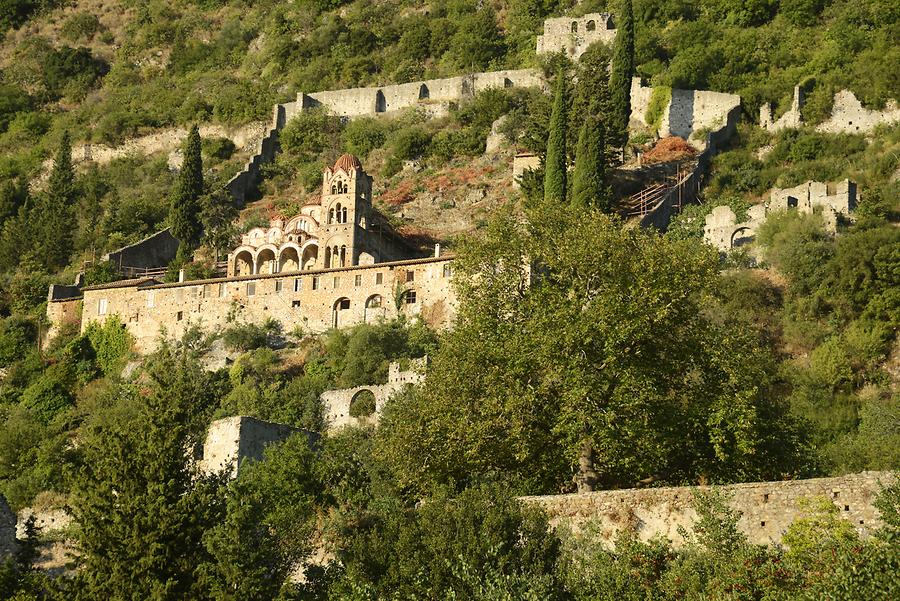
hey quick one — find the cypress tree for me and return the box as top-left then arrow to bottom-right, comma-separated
608,0 -> 635,150
543,71 -> 568,204
571,114 -> 610,212
39,131 -> 76,270
170,125 -> 204,252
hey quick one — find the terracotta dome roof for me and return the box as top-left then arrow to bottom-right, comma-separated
333,153 -> 362,173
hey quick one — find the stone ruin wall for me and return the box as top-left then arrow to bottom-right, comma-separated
760,85 -> 900,135
536,13 -> 617,59
320,357 -> 427,431
520,471 -> 895,547
199,416 -> 306,478
79,256 -> 455,354
703,179 -> 856,252
629,79 -> 742,146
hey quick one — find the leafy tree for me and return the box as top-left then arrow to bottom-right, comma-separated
169,125 -> 204,253
379,205 -> 805,495
608,0 -> 635,150
571,114 -> 610,211
543,71 -> 568,204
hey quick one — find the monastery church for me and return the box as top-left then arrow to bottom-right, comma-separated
48,155 -> 456,353
229,154 -> 411,277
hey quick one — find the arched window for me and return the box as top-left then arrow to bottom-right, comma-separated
586,20 -> 596,32
339,245 -> 346,267
571,21 -> 578,33
364,294 -> 383,323
331,185 -> 337,194
328,208 -> 335,224
418,84 -> 429,100
341,206 -> 348,223
335,203 -> 342,223
375,90 -> 386,113
324,246 -> 333,268
332,297 -> 351,328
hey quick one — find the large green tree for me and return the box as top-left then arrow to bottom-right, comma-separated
169,125 -> 204,253
543,71 -> 568,204
608,0 -> 634,150
378,205 -> 807,495
69,343 -> 225,599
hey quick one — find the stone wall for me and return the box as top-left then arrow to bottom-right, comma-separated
199,416 -> 310,478
297,69 -> 543,119
630,79 -> 742,146
16,507 -> 72,538
520,471 -> 895,546
536,13 -> 616,59
80,256 -> 455,353
703,179 -> 856,252
320,357 -> 427,431
104,228 -> 180,273
760,86 -> 900,135
44,298 -> 82,349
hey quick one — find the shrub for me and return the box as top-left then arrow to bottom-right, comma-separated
341,117 -> 388,159
61,12 -> 103,42
84,316 -> 133,376
0,316 -> 37,367
391,126 -> 430,161
222,318 -> 282,352
202,137 -> 236,160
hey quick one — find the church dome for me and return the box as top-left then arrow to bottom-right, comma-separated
333,153 -> 362,173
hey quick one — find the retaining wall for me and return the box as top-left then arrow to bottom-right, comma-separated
520,471 -> 895,546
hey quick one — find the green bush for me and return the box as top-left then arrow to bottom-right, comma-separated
0,316 -> 37,367
61,12 -> 103,42
222,318 -> 282,352
202,136 -> 236,160
84,316 -> 133,376
391,126 -> 430,161
341,117 -> 387,159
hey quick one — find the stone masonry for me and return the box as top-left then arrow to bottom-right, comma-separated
520,471 -> 896,547
704,179 -> 856,252
536,13 -> 617,59
76,254 -> 455,353
0,496 -> 16,559
760,85 -> 900,135
198,416 -> 313,478
320,357 -> 427,431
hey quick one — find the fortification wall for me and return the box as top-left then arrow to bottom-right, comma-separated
520,471 -> 895,547
761,86 -> 900,134
81,256 -> 455,353
320,357 -> 427,430
199,416 -> 306,478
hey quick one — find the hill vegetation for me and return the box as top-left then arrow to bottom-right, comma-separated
0,0 -> 898,598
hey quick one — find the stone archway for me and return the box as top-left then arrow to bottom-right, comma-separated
375,90 -> 386,113
279,246 -> 300,272
256,247 -> 277,274
332,297 -> 351,328
349,389 -> 377,419
301,242 -> 319,270
364,294 -> 384,323
234,250 -> 254,276
731,227 -> 754,248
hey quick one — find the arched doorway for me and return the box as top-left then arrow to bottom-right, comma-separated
234,250 -> 254,276
730,227 -> 754,248
418,84 -> 429,100
349,389 -> 377,420
279,246 -> 300,272
256,247 -> 277,274
301,242 -> 318,270
364,294 -> 384,323
375,90 -> 386,113
332,297 -> 351,328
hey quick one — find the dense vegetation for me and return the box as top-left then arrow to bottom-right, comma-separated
0,0 -> 898,598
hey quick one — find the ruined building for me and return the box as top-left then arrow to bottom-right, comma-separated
536,13 -> 617,59
704,180 -> 857,252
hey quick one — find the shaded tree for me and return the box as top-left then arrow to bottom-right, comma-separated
571,114 -> 610,212
608,0 -> 634,150
170,125 -> 204,255
543,71 -> 568,204
37,131 -> 76,270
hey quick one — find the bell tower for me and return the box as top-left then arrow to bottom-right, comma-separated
319,154 -> 373,269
